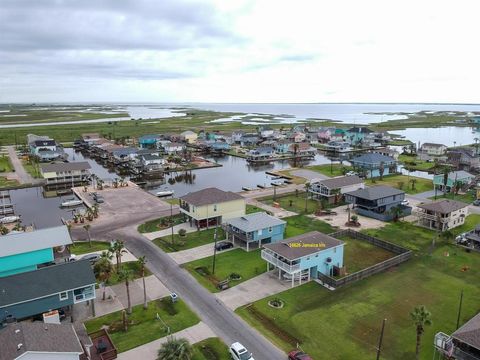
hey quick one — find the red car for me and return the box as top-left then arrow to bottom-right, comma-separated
288,350 -> 313,360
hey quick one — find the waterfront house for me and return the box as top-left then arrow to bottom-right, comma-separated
318,128 -> 332,143
0,260 -> 96,323
289,132 -> 306,143
140,154 -> 166,173
447,148 -> 480,171
0,226 -> 72,278
110,147 -> 138,164
0,322 -> 85,360
350,153 -> 397,178
209,141 -> 231,152
420,143 -> 447,156
224,212 -> 286,251
372,131 -> 392,144
288,142 -> 316,156
163,142 -> 185,155
180,130 -> 198,144
247,146 -> 275,161
231,131 -> 245,144
345,185 -> 411,221
345,127 -> 374,146
179,187 -> 245,228
27,134 -> 66,162
324,141 -> 352,152
138,134 -> 161,149
310,175 -> 364,204
260,126 -> 274,139
261,231 -> 344,287
433,170 -> 474,192
274,140 -> 293,154
371,148 -> 400,160
414,199 -> 469,231
240,134 -> 260,147
40,162 -> 91,192
434,312 -> 480,360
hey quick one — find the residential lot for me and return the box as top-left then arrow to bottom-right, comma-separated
364,174 -> 433,195
153,227 -> 225,252
259,192 -> 323,215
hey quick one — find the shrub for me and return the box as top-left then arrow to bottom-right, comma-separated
229,272 -> 242,280
178,229 -> 187,237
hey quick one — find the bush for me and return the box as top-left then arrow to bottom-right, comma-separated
178,229 -> 187,237
158,298 -> 178,316
229,272 -> 242,280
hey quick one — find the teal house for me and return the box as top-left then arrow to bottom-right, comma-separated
345,127 -> 373,146
224,212 -> 286,251
262,231 -> 345,287
139,134 -> 161,149
433,170 -> 474,192
0,226 -> 72,278
350,153 -> 397,178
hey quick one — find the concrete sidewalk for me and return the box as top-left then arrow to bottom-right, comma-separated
6,145 -> 34,184
143,222 -> 196,241
168,242 -> 235,264
116,321 -> 216,360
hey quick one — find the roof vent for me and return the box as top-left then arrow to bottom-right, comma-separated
17,344 -> 23,351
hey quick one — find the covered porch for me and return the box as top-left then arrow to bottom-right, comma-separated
261,248 -> 312,288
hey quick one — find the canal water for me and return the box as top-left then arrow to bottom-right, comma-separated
393,126 -> 479,147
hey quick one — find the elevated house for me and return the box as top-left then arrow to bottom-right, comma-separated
324,141 -> 352,153
261,231 -> 345,287
231,131 -> 245,144
317,128 -> 332,143
0,322 -> 85,360
457,225 -> 480,251
0,260 -> 96,323
345,127 -> 374,147
274,140 -> 293,154
371,148 -> 400,160
310,175 -> 364,204
224,212 -> 286,251
138,134 -> 161,149
27,134 -> 66,162
288,142 -> 316,156
40,162 -> 91,193
209,141 -> 231,152
350,153 -> 397,178
163,142 -> 185,155
414,199 -> 469,231
179,187 -> 245,229
140,154 -> 166,173
345,186 -> 411,221
420,142 -> 447,156
240,134 -> 260,147
247,147 -> 275,161
180,130 -> 198,144
74,133 -> 102,149
0,226 -> 72,277
433,170 -> 474,192
448,148 -> 480,171
289,132 -> 306,143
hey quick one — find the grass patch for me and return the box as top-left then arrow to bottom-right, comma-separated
246,204 -> 265,214
184,249 -> 266,293
21,159 -> 42,178
85,298 -> 200,353
365,174 -> 433,195
0,156 -> 13,172
192,338 -> 230,360
429,191 -> 476,204
260,192 -> 320,215
71,241 -> 111,255
275,169 -> 307,184
105,261 -> 152,286
284,214 -> 337,237
137,214 -> 184,233
0,177 -> 19,188
307,164 -> 353,177
153,227 -> 225,253
398,154 -> 435,171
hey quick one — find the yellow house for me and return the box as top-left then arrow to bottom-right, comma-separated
179,187 -> 245,229
180,130 -> 198,144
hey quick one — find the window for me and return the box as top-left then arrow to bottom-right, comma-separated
213,204 -> 217,212
334,247 -> 336,253
269,227 -> 272,232
59,292 -> 68,301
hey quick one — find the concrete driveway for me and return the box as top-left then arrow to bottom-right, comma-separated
215,271 -> 298,310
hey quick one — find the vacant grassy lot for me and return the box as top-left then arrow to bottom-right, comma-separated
365,174 -> 433,195
307,163 -> 353,177
21,159 -> 42,178
71,240 -> 110,255
137,214 -> 184,233
429,191 -> 476,204
184,249 -> 265,292
260,192 -> 320,215
284,214 -> 337,237
192,337 -> 230,360
153,227 -> 225,252
85,298 -> 200,353
0,177 -> 19,188
0,156 -> 13,172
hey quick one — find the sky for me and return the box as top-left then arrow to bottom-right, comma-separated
1,0 -> 480,103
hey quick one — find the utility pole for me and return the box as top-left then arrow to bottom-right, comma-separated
212,225 -> 218,274
376,318 -> 387,360
456,290 -> 464,329
170,203 -> 174,245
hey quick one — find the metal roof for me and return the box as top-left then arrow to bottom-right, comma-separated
345,185 -> 404,200
180,187 -> 244,206
0,226 -> 72,258
226,212 -> 286,232
312,175 -> 363,189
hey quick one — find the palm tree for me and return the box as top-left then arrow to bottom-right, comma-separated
410,305 -> 432,360
389,205 -> 404,222
118,268 -> 133,314
83,224 -> 92,247
331,188 -> 341,205
138,256 -> 148,310
94,255 -> 113,301
157,337 -> 193,360
379,161 -> 385,181
410,178 -> 417,191
304,183 -> 311,212
110,240 -> 127,271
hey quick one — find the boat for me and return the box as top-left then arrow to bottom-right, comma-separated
156,190 -> 174,197
0,216 -> 19,224
60,198 -> 83,207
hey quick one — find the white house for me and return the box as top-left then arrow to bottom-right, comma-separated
414,199 -> 469,232
420,143 -> 447,156
163,142 -> 185,155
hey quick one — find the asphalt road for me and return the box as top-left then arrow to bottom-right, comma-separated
75,223 -> 287,360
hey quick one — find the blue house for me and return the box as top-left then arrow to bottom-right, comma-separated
261,231 -> 344,287
345,127 -> 373,146
139,134 -> 161,149
345,185 -> 411,221
350,153 -> 397,178
240,134 -> 260,147
209,141 -> 231,152
275,140 -> 293,154
0,226 -> 72,278
0,260 -> 96,323
225,212 -> 286,251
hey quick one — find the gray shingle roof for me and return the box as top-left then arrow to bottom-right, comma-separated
0,226 -> 72,258
0,260 -> 95,307
351,153 -> 396,164
40,161 -> 91,173
345,185 -> 404,200
313,175 -> 363,189
447,170 -> 474,180
0,322 -> 83,360
452,312 -> 480,350
180,187 -> 244,206
226,212 -> 286,232
421,143 -> 446,148
417,199 -> 469,214
263,231 -> 344,260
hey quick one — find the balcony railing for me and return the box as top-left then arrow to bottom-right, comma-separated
413,210 -> 450,223
261,250 -> 300,273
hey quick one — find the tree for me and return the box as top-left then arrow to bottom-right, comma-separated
138,256 -> 148,310
410,305 -> 432,360
379,161 -> 385,181
94,255 -> 113,301
83,224 -> 92,247
178,229 -> 187,237
443,169 -> 449,193
157,337 -> 193,360
118,268 -> 133,314
389,205 -> 404,222
304,183 -> 311,212
331,188 -> 341,204
110,240 -> 127,271
410,178 -> 417,191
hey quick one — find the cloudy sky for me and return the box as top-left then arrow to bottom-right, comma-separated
1,0 -> 479,103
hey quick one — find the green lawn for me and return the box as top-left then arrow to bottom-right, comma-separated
192,338 -> 230,360
163,198 -> 179,205
85,298 -> 200,353
398,154 -> 435,172
71,240 -> 110,255
184,249 -> 266,293
246,204 -> 266,214
284,214 -> 337,237
307,163 -> 353,177
260,192 -> 321,215
153,227 -> 225,253
137,214 -> 184,233
236,240 -> 480,360
22,159 -> 42,178
0,156 -> 13,172
105,261 -> 152,286
365,174 -> 433,195
0,177 -> 19,188
429,191 -> 476,204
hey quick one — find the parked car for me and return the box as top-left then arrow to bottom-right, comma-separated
80,253 -> 101,264
288,350 -> 313,360
401,199 -> 409,206
93,193 -> 105,203
345,171 -> 357,176
473,199 -> 480,206
215,241 -> 234,251
229,342 -> 254,360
